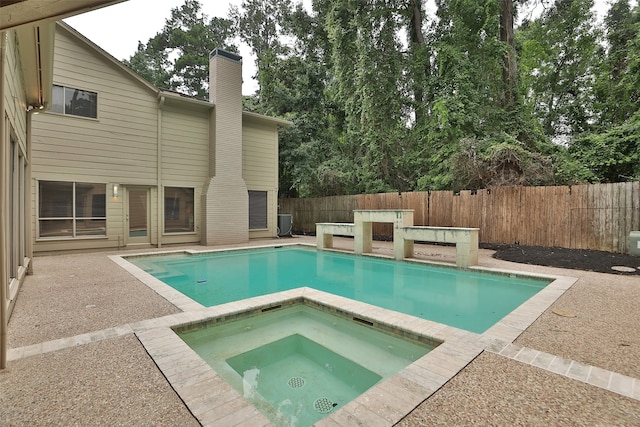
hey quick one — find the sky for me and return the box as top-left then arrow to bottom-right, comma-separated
64,0 -> 622,96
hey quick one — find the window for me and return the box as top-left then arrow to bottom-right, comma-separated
249,191 -> 267,230
50,85 -> 97,118
164,187 -> 194,233
38,181 -> 106,238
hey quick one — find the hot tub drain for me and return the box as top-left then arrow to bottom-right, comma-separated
314,397 -> 336,413
287,376 -> 305,388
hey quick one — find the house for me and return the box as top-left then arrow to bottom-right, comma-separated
31,22 -> 290,254
1,0 -> 131,369
0,0 -> 289,367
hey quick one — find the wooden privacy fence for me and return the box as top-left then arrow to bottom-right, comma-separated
278,182 -> 640,253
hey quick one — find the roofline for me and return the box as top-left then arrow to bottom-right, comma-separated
54,21 -> 295,122
243,111 -> 292,128
158,90 -> 213,108
1,0 -> 126,31
57,21 -> 159,94
58,21 -> 215,109
16,21 -> 55,107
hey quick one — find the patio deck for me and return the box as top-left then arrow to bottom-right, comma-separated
2,236 -> 639,425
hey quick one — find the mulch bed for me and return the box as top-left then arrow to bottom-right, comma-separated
488,244 -> 640,276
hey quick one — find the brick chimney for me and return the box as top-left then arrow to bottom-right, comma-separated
202,49 -> 248,245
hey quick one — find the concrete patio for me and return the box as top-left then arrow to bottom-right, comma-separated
1,236 -> 639,426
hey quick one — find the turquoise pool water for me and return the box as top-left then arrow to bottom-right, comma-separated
227,334 -> 381,424
130,246 -> 550,333
178,304 -> 433,426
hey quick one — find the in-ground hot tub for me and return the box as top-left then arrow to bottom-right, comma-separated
176,303 -> 437,426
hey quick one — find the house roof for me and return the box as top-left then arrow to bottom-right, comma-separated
2,1 -> 126,107
57,21 -> 159,94
15,21 -> 55,107
243,111 -> 292,128
57,21 -> 292,128
0,0 -> 125,30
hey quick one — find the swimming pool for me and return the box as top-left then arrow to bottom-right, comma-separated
127,245 -> 551,333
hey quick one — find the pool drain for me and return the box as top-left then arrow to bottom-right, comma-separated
287,377 -> 305,388
314,397 -> 336,413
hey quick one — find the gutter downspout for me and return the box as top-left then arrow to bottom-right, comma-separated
157,95 -> 164,248
1,30 -> 8,370
26,108 -> 38,275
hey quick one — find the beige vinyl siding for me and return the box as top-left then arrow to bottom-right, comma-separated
4,31 -> 27,150
242,120 -> 277,188
160,104 -> 209,244
32,28 -> 158,184
161,105 -> 209,182
31,27 -> 159,252
4,30 -> 30,314
242,119 -> 278,238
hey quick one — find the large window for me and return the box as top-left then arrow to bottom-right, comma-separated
50,85 -> 97,118
38,181 -> 106,238
249,190 -> 268,230
164,187 -> 194,233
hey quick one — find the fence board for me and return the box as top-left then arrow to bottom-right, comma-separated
279,182 -> 640,253
403,191 -> 428,225
429,191 -> 453,227
480,189 -> 490,243
523,186 -> 536,245
612,183 -> 621,252
632,182 -> 640,236
623,182 -> 633,252
554,186 -> 572,248
574,185 -> 591,249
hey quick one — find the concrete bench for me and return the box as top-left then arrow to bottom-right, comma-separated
317,211 -> 479,268
403,226 -> 479,268
316,223 -> 355,249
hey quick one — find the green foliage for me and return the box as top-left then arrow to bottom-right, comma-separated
124,0 -> 236,98
517,0 -> 601,139
593,0 -> 640,127
568,113 -> 640,182
124,41 -> 172,89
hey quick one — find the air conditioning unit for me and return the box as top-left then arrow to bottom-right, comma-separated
630,231 -> 640,256
277,214 -> 293,237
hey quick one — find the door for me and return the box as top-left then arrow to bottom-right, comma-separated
127,187 -> 150,245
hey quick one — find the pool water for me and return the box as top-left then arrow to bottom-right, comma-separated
130,246 -> 550,333
227,334 -> 380,426
177,304 -> 434,427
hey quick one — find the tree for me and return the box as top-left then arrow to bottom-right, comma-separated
517,0 -> 601,141
124,41 -> 172,90
568,113 -> 640,182
124,0 -> 236,98
229,0 -> 291,109
500,0 -> 518,108
593,0 -> 640,127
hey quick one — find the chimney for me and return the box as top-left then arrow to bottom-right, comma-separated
201,49 -> 249,245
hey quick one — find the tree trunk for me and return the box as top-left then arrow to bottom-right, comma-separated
408,0 -> 428,123
500,0 -> 518,108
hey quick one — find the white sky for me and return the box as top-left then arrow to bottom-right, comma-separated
65,0 -> 621,96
